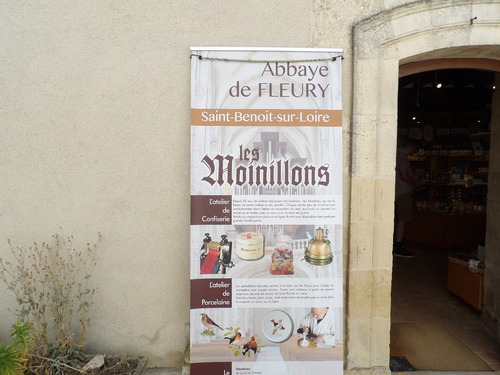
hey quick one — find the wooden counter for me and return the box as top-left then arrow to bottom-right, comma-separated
447,257 -> 484,310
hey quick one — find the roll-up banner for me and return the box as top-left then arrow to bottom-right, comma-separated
190,47 -> 343,375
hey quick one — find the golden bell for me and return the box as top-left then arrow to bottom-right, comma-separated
305,227 -> 333,266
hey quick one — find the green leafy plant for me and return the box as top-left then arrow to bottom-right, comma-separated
0,321 -> 32,375
10,321 -> 32,359
0,344 -> 23,375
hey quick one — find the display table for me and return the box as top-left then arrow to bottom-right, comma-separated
404,210 -> 486,249
447,256 -> 484,310
279,336 -> 343,361
190,336 -> 343,363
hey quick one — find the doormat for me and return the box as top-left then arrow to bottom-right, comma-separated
390,322 -> 493,371
390,356 -> 415,372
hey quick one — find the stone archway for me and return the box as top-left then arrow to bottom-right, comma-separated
348,1 -> 500,373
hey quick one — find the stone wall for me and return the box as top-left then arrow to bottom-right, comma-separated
348,1 -> 500,373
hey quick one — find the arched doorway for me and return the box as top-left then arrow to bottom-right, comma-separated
348,1 -> 500,372
390,65 -> 498,371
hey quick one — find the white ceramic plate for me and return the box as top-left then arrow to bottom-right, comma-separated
261,310 -> 294,343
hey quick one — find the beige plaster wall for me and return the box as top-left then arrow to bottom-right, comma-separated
0,1 -> 312,368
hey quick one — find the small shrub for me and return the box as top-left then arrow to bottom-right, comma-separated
0,230 -> 100,373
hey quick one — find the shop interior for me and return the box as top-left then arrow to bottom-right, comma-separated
390,68 -> 500,371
